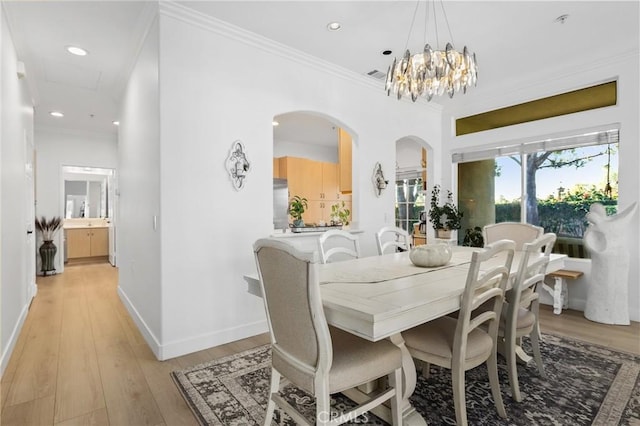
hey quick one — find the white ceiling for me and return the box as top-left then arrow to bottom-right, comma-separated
3,1 -> 638,138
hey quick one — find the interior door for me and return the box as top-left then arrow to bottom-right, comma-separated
24,130 -> 36,298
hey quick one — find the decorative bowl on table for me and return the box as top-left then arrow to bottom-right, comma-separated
409,243 -> 452,267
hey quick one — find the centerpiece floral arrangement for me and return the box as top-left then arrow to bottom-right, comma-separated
35,216 -> 63,241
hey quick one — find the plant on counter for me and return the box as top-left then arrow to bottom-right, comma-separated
35,216 -> 63,241
330,201 -> 351,226
288,195 -> 308,227
429,185 -> 463,237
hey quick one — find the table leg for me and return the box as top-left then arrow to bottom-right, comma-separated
542,277 -> 564,315
389,333 -> 427,426
342,334 -> 427,425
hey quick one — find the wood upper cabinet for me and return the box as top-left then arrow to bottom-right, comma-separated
66,227 -> 109,259
338,129 -> 352,194
275,156 -> 351,225
277,157 -> 307,198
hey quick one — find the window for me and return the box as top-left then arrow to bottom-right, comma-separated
395,177 -> 425,233
455,127 -> 619,257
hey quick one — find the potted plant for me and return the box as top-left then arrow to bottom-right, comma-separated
462,226 -> 484,247
35,216 -> 63,275
288,195 -> 308,228
428,185 -> 463,239
330,201 -> 351,227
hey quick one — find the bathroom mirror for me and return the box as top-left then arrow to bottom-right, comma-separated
62,166 -> 114,219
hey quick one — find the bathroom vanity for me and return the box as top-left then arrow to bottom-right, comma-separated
64,219 -> 110,261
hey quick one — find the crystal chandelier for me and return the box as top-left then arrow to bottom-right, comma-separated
385,1 -> 478,102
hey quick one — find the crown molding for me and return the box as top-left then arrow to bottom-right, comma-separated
112,1 -> 160,103
158,1 -> 442,113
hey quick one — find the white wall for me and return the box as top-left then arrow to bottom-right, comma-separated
34,127 -> 117,273
115,4 -> 442,360
274,140 -> 338,163
442,52 -> 640,322
0,8 -> 34,376
117,17 -> 162,358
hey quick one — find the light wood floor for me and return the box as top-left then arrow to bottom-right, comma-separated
1,263 -> 638,425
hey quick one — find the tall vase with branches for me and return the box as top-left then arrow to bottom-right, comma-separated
35,216 -> 62,275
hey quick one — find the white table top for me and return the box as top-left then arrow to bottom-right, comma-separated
319,247 -> 565,342
245,246 -> 566,342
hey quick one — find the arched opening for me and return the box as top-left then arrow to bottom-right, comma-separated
395,137 -> 433,243
272,111 -> 355,230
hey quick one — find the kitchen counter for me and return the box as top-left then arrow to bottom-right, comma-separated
269,228 -> 363,253
271,228 -> 363,238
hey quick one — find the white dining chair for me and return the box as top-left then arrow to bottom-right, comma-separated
483,222 -> 543,250
501,233 -> 556,402
318,229 -> 361,263
402,240 -> 516,426
375,226 -> 411,255
254,238 -> 403,426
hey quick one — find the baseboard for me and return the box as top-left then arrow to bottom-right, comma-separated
117,286 -> 269,361
0,298 -> 31,377
159,320 -> 269,361
117,286 -> 163,359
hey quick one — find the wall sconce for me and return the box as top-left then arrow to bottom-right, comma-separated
373,162 -> 389,197
226,140 -> 251,190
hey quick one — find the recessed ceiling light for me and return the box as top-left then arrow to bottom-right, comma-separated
50,111 -> 64,118
382,50 -> 393,56
327,22 -> 341,31
112,121 -> 120,126
272,120 -> 279,126
66,45 -> 88,56
555,14 -> 569,24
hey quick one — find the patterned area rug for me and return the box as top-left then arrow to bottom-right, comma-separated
171,334 -> 640,425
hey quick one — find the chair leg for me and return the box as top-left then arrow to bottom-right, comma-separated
487,351 -> 507,418
505,329 -> 522,403
451,365 -> 468,426
389,368 -> 403,426
264,368 -> 280,426
316,390 -> 331,426
530,327 -> 545,378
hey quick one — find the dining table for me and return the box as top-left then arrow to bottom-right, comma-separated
244,245 -> 566,425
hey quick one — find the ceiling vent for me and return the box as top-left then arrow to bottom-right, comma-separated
366,69 -> 387,80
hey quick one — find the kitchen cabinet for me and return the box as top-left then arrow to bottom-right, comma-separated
273,157 -> 281,178
307,161 -> 340,201
66,227 -> 109,259
277,156 -> 308,199
276,157 -> 352,225
338,129 -> 352,194
307,200 -> 352,224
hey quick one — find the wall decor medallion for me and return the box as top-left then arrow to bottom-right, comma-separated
372,162 -> 389,197
226,140 -> 251,190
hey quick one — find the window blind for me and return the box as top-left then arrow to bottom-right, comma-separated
452,126 -> 619,163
